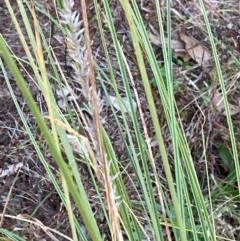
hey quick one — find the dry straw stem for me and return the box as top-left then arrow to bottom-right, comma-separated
0,214 -> 73,241
61,0 -> 123,240
0,172 -> 19,227
80,0 -> 123,239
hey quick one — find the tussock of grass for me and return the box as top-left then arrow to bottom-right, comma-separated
1,0 -> 240,240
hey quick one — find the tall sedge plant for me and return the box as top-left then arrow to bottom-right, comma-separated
97,0 -> 222,240
126,1 -> 216,240
119,0 -> 187,240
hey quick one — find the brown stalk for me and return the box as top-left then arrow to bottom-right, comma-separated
80,0 -> 123,240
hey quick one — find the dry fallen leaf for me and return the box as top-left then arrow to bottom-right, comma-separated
148,32 -> 162,45
0,88 -> 11,98
109,96 -> 137,113
0,163 -> 24,178
148,32 -> 185,55
179,32 -> 211,68
56,87 -> 79,110
182,52 -> 192,62
67,134 -> 89,156
212,90 -> 240,116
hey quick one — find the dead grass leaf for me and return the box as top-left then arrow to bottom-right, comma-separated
212,90 -> 240,115
179,32 -> 211,68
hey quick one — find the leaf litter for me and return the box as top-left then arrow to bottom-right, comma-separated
212,89 -> 240,116
149,30 -> 212,69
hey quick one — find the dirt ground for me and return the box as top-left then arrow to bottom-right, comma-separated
1,0 -> 240,240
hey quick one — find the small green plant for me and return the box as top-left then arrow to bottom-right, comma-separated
150,64 -> 183,93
